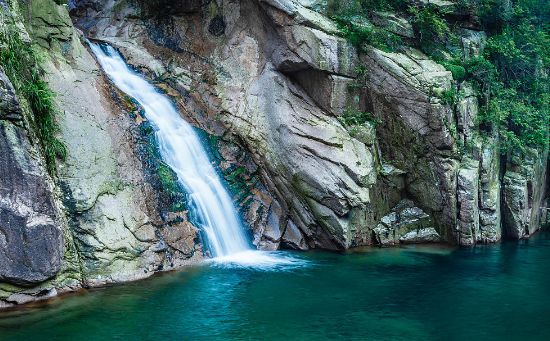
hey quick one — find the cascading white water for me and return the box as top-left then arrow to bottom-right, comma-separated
90,42 -> 306,268
89,42 -> 249,257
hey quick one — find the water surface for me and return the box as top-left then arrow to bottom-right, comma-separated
1,230 -> 550,340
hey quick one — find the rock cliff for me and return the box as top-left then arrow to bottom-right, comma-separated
0,0 -> 548,308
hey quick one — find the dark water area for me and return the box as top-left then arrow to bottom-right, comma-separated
2,230 -> 550,340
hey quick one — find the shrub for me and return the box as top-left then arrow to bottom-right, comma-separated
330,0 -> 549,153
0,9 -> 67,175
332,16 -> 403,52
0,22 -> 67,174
338,108 -> 377,127
409,5 -> 454,52
441,61 -> 467,81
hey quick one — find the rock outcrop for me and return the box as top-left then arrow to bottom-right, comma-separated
0,69 -> 64,287
45,0 -> 550,250
503,149 -> 549,239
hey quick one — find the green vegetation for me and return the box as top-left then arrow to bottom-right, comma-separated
338,107 -> 377,127
327,0 -> 549,154
441,87 -> 461,107
327,0 -> 405,52
460,0 -> 549,153
157,162 -> 186,212
0,21 -> 66,174
331,16 -> 403,52
137,119 -> 187,213
409,5 -> 455,52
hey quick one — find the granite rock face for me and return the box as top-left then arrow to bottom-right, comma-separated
67,0 -> 548,250
0,70 -> 63,287
503,149 -> 549,239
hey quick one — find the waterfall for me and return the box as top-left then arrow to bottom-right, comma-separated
89,43 -> 249,257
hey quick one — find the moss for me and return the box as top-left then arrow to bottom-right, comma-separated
157,162 -> 186,212
0,13 -> 66,175
120,93 -> 187,213
203,132 -> 258,211
440,87 -> 460,106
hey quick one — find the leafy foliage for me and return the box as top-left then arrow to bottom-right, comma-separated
462,0 -> 550,153
332,16 -> 403,52
409,5 -> 455,52
0,22 -> 66,174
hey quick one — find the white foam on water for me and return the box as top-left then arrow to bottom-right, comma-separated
210,250 -> 309,270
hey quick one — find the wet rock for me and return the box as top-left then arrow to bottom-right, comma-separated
208,15 -> 226,36
257,201 -> 286,251
281,220 -> 308,250
26,0 -> 202,287
160,221 -> 199,255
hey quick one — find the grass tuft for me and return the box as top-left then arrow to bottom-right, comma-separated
0,16 -> 66,175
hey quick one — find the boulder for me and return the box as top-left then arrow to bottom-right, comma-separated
373,200 -> 436,246
399,228 -> 441,244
